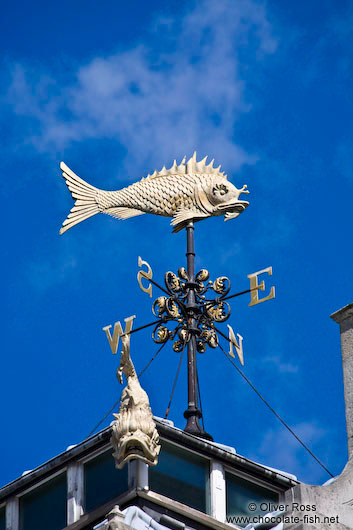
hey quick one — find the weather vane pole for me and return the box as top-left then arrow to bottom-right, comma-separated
59,152 -> 276,441
184,220 -> 208,437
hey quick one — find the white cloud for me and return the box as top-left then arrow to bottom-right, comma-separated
5,0 -> 276,174
251,421 -> 330,483
262,355 -> 299,374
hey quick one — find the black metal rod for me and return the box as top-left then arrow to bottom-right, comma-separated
124,319 -> 162,336
149,277 -> 171,296
183,221 -> 212,440
186,221 -> 195,282
185,222 -> 198,425
221,285 -> 261,302
213,324 -> 232,343
203,286 -> 262,310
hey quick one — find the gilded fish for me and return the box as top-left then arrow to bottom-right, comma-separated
59,152 -> 249,234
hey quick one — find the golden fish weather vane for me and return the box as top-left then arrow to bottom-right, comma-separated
60,152 -> 275,440
59,152 -> 249,234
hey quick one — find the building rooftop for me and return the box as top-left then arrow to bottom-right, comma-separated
0,418 -> 298,530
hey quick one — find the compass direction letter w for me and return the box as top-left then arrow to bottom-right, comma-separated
102,315 -> 136,354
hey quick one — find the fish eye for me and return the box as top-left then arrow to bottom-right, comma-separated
213,183 -> 228,196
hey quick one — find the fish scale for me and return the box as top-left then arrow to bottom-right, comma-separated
108,175 -> 195,215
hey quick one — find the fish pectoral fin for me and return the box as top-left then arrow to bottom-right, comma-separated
171,209 -> 209,232
105,207 -> 146,220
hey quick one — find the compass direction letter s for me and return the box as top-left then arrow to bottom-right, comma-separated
248,266 -> 275,307
102,315 -> 136,354
137,256 -> 153,298
227,325 -> 244,365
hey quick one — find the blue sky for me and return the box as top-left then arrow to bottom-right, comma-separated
1,0 -> 353,487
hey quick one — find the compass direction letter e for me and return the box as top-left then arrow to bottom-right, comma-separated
137,256 -> 153,298
248,266 -> 275,307
102,315 -> 136,354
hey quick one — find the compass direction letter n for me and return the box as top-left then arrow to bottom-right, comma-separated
102,315 -> 136,354
247,266 -> 275,307
227,325 -> 244,365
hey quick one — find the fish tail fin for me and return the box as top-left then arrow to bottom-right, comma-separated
59,162 -> 101,235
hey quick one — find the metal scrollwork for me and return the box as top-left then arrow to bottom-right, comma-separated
196,341 -> 206,353
173,341 -> 184,352
151,266 -> 232,353
199,329 -> 218,349
165,271 -> 181,293
206,301 -> 231,322
165,299 -> 180,318
212,276 -> 231,296
196,269 -> 209,282
178,328 -> 189,342
152,325 -> 170,344
178,267 -> 188,280
152,296 -> 167,317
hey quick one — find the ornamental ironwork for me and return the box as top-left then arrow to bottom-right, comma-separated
151,268 -> 232,353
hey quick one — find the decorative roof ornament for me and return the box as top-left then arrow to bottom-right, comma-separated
59,152 -> 249,234
111,334 -> 160,469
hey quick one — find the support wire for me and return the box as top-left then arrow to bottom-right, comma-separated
196,370 -> 205,430
217,341 -> 334,478
164,341 -> 186,419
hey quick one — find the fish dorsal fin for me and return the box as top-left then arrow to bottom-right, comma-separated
144,152 -> 227,180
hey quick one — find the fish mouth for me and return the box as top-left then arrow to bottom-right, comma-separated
219,199 -> 249,213
220,200 -> 249,221
114,433 -> 159,468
